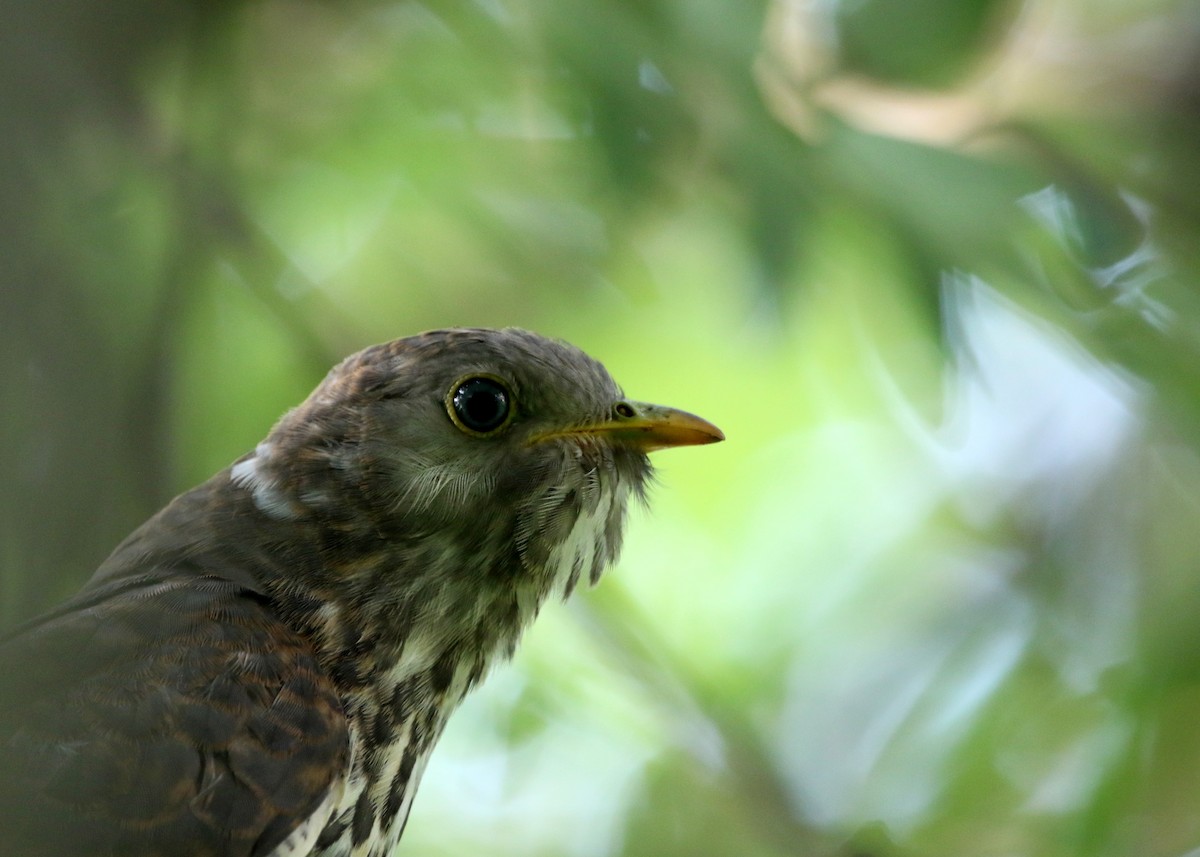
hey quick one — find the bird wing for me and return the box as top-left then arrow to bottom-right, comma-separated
0,571 -> 349,857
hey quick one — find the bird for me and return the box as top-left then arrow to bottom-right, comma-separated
0,327 -> 723,857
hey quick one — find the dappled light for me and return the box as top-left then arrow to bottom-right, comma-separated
3,0 -> 1200,855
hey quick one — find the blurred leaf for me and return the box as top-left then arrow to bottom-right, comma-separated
7,1 -> 1200,856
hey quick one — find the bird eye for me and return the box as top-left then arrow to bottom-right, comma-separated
448,376 -> 513,434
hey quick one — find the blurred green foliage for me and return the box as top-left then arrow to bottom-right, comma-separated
4,0 -> 1200,855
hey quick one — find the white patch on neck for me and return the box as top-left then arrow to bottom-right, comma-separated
230,442 -> 302,520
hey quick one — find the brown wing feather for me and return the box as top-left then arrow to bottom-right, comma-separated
0,573 -> 348,857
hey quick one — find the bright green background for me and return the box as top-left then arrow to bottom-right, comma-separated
4,1 -> 1200,855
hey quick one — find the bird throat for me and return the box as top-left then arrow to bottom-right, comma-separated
221,443 -> 634,856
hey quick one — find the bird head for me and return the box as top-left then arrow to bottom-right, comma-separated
232,328 -> 722,642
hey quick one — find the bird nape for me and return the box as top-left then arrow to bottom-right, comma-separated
0,328 -> 723,857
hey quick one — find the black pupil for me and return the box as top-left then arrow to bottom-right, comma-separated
453,378 -> 510,432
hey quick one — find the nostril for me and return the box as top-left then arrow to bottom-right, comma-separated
614,401 -> 636,419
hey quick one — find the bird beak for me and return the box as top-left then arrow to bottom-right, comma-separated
536,401 -> 725,453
